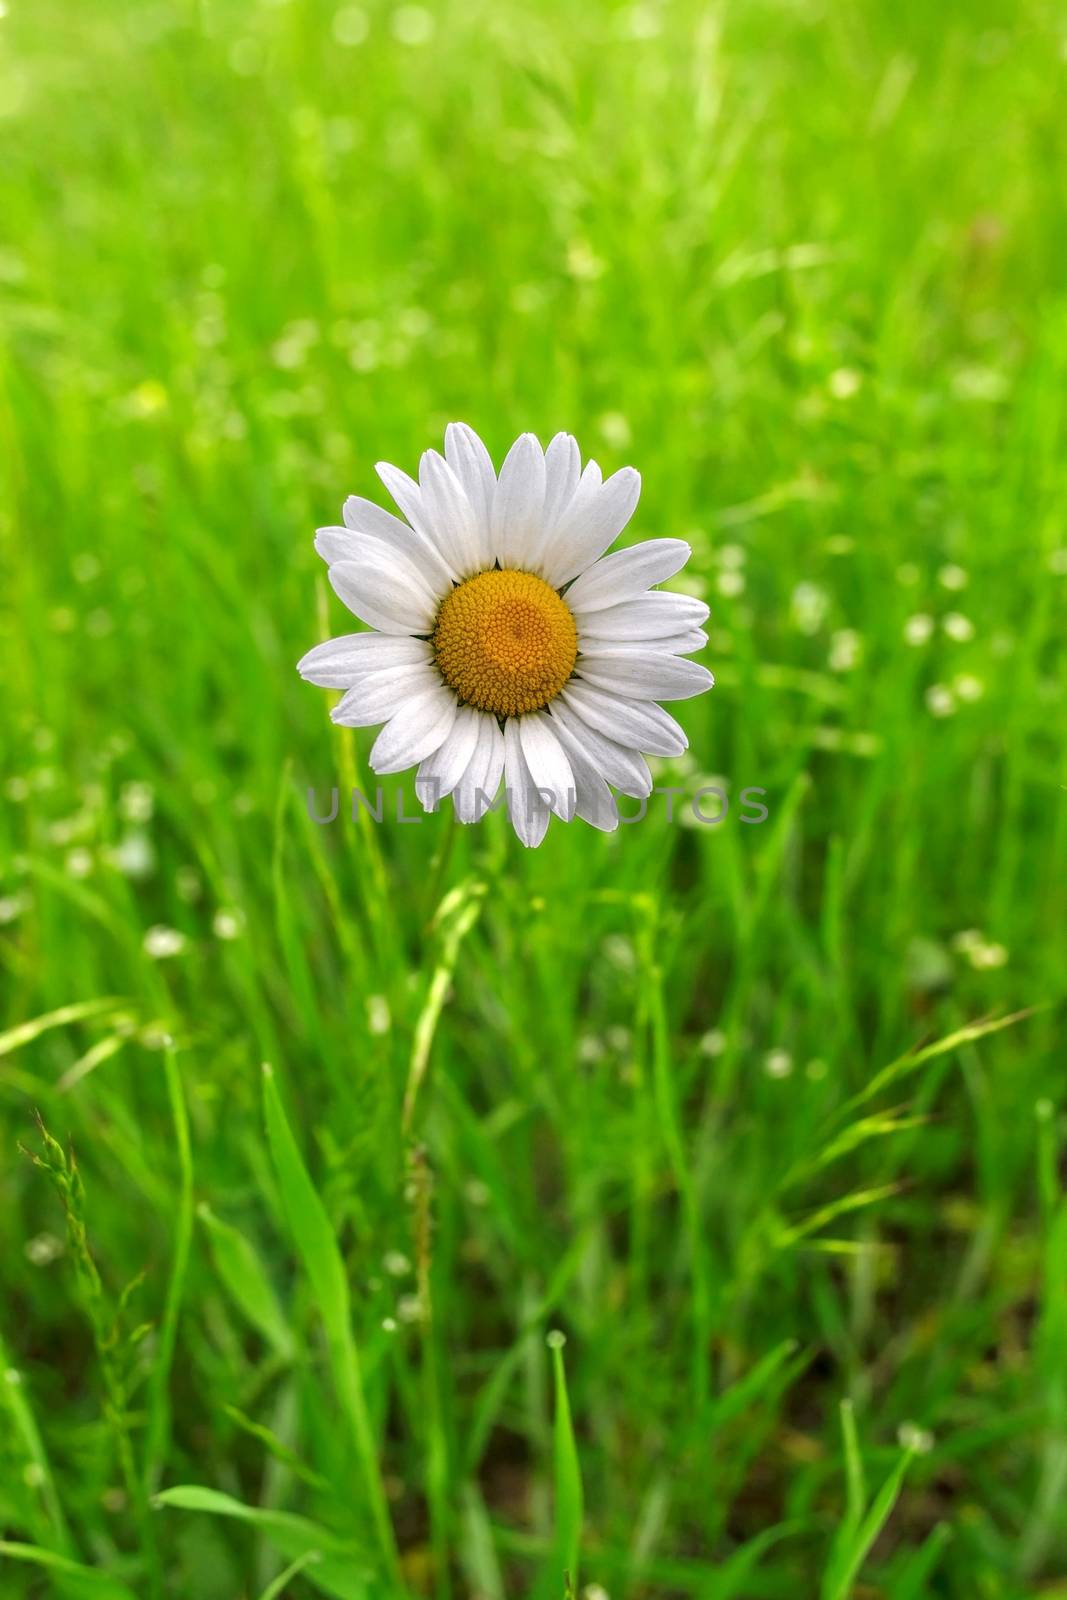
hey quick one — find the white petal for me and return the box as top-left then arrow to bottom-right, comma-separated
548,718 -> 619,832
415,705 -> 482,810
503,719 -> 550,847
491,433 -> 546,569
564,538 -> 691,613
576,593 -> 709,641
658,629 -> 708,655
518,712 -> 575,820
559,683 -> 688,756
542,433 -> 581,528
547,699 -> 652,797
576,650 -> 714,701
297,632 -> 431,687
314,525 -> 360,565
453,715 -> 505,823
444,424 -> 496,559
329,553 -> 438,635
368,687 -> 457,774
330,664 -> 440,727
582,627 -> 708,657
315,522 -> 454,599
376,459 -> 463,578
539,465 -> 641,588
342,496 -> 455,591
419,450 -> 489,577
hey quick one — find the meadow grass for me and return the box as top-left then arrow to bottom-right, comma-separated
1,0 -> 1066,1594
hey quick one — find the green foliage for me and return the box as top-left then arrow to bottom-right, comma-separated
2,0 -> 1066,1594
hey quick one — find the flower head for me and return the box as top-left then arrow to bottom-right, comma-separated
298,424 -> 713,845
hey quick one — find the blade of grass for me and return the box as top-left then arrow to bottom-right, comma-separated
0,1540 -> 139,1600
198,1203 -> 295,1361
143,1045 -> 194,1495
261,1063 -> 399,1582
821,1445 -> 915,1600
547,1330 -> 582,1598
154,1486 -> 371,1600
257,1550 -> 325,1600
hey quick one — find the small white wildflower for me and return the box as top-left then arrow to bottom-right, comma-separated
603,935 -> 635,972
332,5 -> 368,45
953,673 -> 985,703
606,1025 -> 631,1052
109,833 -> 155,879
791,582 -> 829,635
5,776 -> 29,802
24,1232 -> 63,1266
0,892 -> 29,925
699,1028 -> 726,1057
675,576 -> 712,611
384,1251 -> 411,1279
396,1293 -> 424,1323
583,1586 -> 612,1600
391,4 -> 434,43
73,553 -> 101,584
897,1421 -> 934,1454
717,543 -> 747,570
716,569 -> 746,598
617,2 -> 661,38
951,928 -> 984,954
465,1178 -> 491,1206
953,365 -> 1008,402
904,613 -> 935,646
943,612 -> 975,642
366,993 -> 391,1034
65,848 -> 93,879
938,563 -> 968,591
829,629 -> 862,672
578,1034 -> 606,1063
120,781 -> 154,823
212,907 -> 244,941
764,1049 -> 794,1079
143,925 -> 187,959
597,411 -> 632,450
49,813 -> 91,846
828,367 -> 862,399
381,1316 -> 398,1332
970,941 -> 1008,970
925,684 -> 956,718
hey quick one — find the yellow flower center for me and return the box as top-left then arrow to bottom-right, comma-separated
432,568 -> 578,717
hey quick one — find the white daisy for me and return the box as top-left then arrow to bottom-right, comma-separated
298,424 -> 714,846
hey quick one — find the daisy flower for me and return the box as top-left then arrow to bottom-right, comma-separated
298,424 -> 713,846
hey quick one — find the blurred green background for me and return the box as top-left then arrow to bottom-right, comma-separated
2,0 -> 1066,1595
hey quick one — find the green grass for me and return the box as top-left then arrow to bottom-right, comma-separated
2,0 -> 1066,1594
